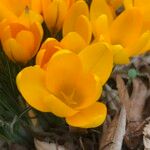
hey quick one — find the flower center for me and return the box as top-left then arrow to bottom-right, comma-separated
57,85 -> 83,108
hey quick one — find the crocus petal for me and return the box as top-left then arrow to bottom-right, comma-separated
42,0 -> 68,33
2,39 -> 15,61
55,0 -> 68,32
30,22 -> 43,55
20,10 -> 43,26
111,44 -> 130,64
9,22 -> 27,38
4,38 -> 32,63
74,73 -> 102,110
66,102 -> 107,128
61,32 -> 86,53
110,8 -> 143,48
92,14 -> 110,41
16,66 -> 77,116
1,24 -> 12,43
46,50 -> 83,94
79,42 -> 113,85
63,0 -> 89,37
37,38 -> 61,67
75,15 -> 92,44
131,31 -> 150,55
0,0 -> 30,16
0,1 -> 19,20
16,30 -> 34,55
90,0 -> 113,23
42,0 -> 58,32
36,49 -> 46,66
123,0 -> 133,9
31,0 -> 42,14
134,0 -> 150,30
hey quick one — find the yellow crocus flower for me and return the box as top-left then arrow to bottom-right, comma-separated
41,0 -> 75,34
62,0 -> 93,48
17,42 -> 113,128
90,0 -> 150,64
0,10 -> 43,63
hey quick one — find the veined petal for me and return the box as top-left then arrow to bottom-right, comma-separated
61,32 -> 86,53
63,0 -> 89,37
90,0 -> 113,23
111,44 -> 130,64
79,42 -> 113,85
110,8 -> 143,48
75,15 -> 92,44
16,66 -> 77,116
66,102 -> 107,128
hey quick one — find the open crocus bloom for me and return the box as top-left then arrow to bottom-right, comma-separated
41,0 -> 75,34
90,0 -> 150,64
0,9 -> 43,63
17,42 -> 113,128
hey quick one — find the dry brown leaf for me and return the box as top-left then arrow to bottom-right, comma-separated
116,75 -> 148,149
99,106 -> 126,150
143,122 -> 150,150
34,139 -> 66,150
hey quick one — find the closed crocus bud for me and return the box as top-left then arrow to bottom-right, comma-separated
63,0 -> 91,44
41,0 -> 74,34
17,42 -> 113,128
0,9 -> 43,63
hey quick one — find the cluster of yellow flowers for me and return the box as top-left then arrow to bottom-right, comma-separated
0,0 -> 149,128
